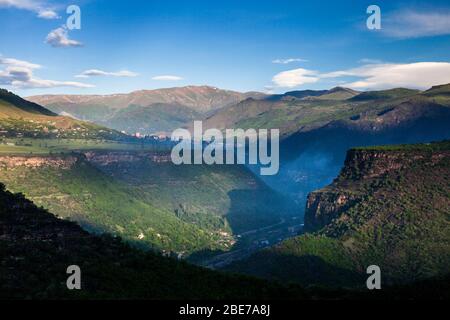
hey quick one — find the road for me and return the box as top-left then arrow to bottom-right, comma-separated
201,217 -> 303,269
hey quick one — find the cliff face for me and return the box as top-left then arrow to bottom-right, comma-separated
305,144 -> 450,233
83,151 -> 172,165
0,152 -> 171,171
338,149 -> 418,180
305,191 -> 359,232
304,142 -> 450,281
0,155 -> 78,169
228,141 -> 450,287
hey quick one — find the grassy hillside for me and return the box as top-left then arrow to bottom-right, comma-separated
0,155 -> 216,254
0,147 -> 292,256
203,84 -> 450,138
0,183 -> 307,299
348,88 -> 420,102
307,87 -> 359,101
0,89 -> 126,140
86,151 -> 291,233
0,138 -> 171,155
104,103 -> 201,134
226,140 -> 450,287
0,88 -> 56,116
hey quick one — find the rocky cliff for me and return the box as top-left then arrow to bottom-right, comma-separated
83,151 -> 172,165
305,142 -> 450,233
0,155 -> 78,169
227,140 -> 450,287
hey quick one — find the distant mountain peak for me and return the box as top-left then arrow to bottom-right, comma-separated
327,86 -> 358,94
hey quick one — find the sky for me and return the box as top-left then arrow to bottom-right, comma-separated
1,0 -> 450,96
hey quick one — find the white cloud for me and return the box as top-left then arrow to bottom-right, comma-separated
272,58 -> 308,64
358,58 -> 383,64
37,8 -> 57,19
271,62 -> 450,90
272,68 -> 319,88
0,0 -> 59,19
45,26 -> 82,48
382,10 -> 450,39
0,56 -> 41,69
15,78 -> 94,88
152,75 -> 183,81
321,62 -> 450,90
76,69 -> 139,78
0,56 -> 93,89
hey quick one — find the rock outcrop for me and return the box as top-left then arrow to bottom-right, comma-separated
83,151 -> 172,165
0,155 -> 78,169
305,142 -> 450,233
228,141 -> 450,287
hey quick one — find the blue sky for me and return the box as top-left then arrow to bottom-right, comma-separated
1,0 -> 450,96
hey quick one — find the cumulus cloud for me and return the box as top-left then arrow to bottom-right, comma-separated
382,10 -> 450,39
272,58 -> 308,64
0,0 -> 59,19
76,69 -> 139,78
45,26 -> 82,48
152,75 -> 183,81
0,55 -> 93,89
271,68 -> 319,88
271,62 -> 450,90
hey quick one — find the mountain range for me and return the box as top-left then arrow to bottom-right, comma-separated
28,84 -> 450,144
1,85 -> 450,298
27,86 -> 266,135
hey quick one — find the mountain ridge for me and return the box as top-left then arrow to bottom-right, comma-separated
0,89 -> 125,140
27,85 -> 267,135
27,85 -> 267,113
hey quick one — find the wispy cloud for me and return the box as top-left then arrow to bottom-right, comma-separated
0,56 -> 93,89
0,57 -> 41,69
272,62 -> 450,90
272,58 -> 308,64
382,9 -> 450,39
358,58 -> 383,64
45,26 -> 82,48
152,75 -> 183,81
271,68 -> 319,88
76,69 -> 139,78
0,0 -> 59,19
322,62 -> 450,90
